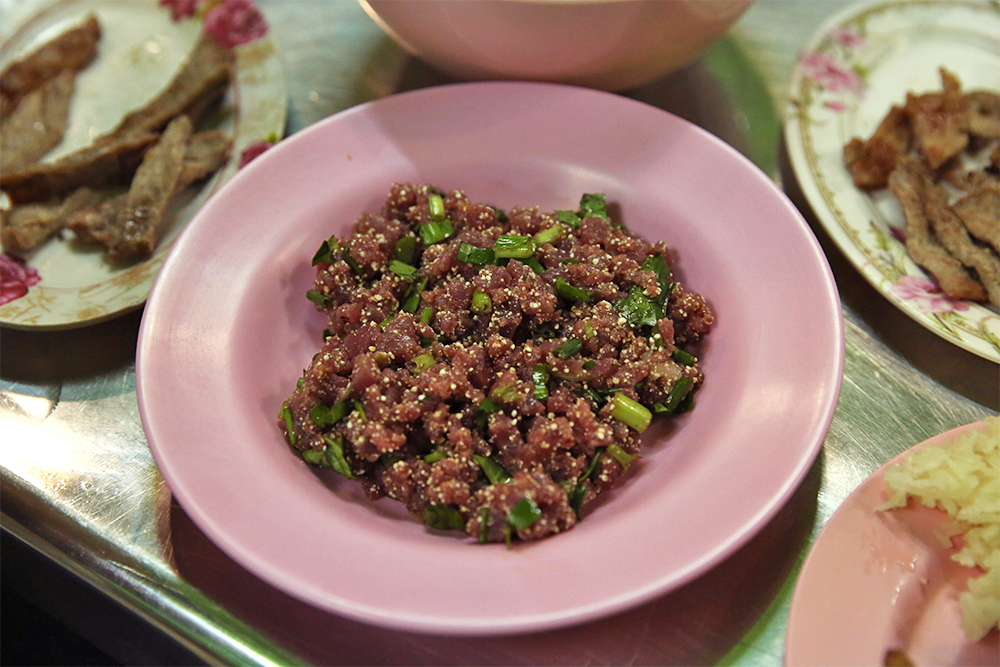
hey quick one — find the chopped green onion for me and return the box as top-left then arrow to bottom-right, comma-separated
554,337 -> 582,358
579,193 -> 608,220
422,504 -> 464,531
428,192 -> 446,221
473,454 -> 512,484
389,259 -> 418,279
342,247 -> 362,275
568,449 -> 605,517
494,235 -> 537,259
424,449 -> 446,464
279,403 -> 297,445
534,225 -> 564,245
671,349 -> 698,366
309,400 -> 349,427
302,435 -> 352,478
641,252 -> 674,305
412,352 -> 436,373
607,443 -> 640,471
554,210 -> 581,229
656,376 -> 693,414
379,315 -> 394,330
554,277 -> 593,303
395,235 -> 417,264
419,306 -> 434,325
519,256 -> 545,275
507,497 -> 541,531
401,276 -> 428,312
478,506 -> 491,544
474,398 -> 502,431
616,285 -> 662,329
312,236 -> 339,265
471,288 -> 493,314
492,383 -> 523,404
457,242 -> 495,265
306,289 -> 331,308
561,258 -> 582,265
352,399 -> 367,423
609,392 -> 652,433
531,364 -> 550,401
419,219 -> 454,245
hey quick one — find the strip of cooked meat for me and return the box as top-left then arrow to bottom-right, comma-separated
923,176 -> 1000,306
844,105 -> 912,189
105,115 -> 192,261
905,69 -> 969,170
888,157 -> 988,301
66,129 -> 232,247
0,14 -> 100,119
0,187 -> 100,253
111,33 -> 234,136
951,177 -> 1000,253
0,131 -> 158,203
0,70 -> 76,172
965,90 -> 1000,140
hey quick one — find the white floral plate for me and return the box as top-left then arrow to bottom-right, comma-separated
0,0 -> 286,330
783,0 -> 1000,363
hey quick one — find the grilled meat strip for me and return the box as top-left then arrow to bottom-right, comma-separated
906,68 -> 969,170
951,176 -> 1000,254
844,105 -> 912,190
889,157 -> 988,302
0,69 -> 76,172
0,187 -> 100,253
0,14 -> 100,119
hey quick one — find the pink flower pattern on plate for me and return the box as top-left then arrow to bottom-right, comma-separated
799,52 -> 863,96
204,0 -> 269,49
1,253 -> 41,306
885,275 -> 970,314
159,0 -> 200,21
238,139 -> 274,168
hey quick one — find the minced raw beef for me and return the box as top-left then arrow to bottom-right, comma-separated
279,183 -> 713,544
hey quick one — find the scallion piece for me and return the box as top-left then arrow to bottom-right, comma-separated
306,289 -> 331,308
641,252 -> 674,306
471,288 -> 493,314
494,234 -> 537,259
401,277 -> 428,312
554,277 -> 593,303
419,219 -> 454,245
607,443 -> 640,471
492,383 -> 523,404
422,504 -> 464,531
309,400 -> 349,427
352,399 -> 367,423
578,193 -> 608,220
473,454 -> 512,484
424,449 -> 446,464
457,242 -> 495,265
568,449 -> 605,517
412,352 -> 435,373
477,506 -> 491,544
519,256 -> 545,275
395,235 -> 417,264
507,497 -> 541,531
555,210 -> 581,229
609,392 -> 652,433
474,398 -> 502,431
428,192 -> 446,221
531,364 -> 550,401
302,435 -> 352,478
312,236 -> 339,265
342,247 -> 362,275
419,306 -> 434,325
671,349 -> 697,366
554,337 -> 582,358
389,260 -> 418,279
657,376 -> 693,414
534,225 -> 564,245
279,403 -> 297,445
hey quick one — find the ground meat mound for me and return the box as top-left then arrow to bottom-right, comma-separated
279,184 -> 713,544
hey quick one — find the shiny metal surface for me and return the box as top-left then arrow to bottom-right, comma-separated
1,1 -> 997,665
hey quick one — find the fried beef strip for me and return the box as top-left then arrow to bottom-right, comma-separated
0,14 -> 100,119
905,68 -> 969,170
0,69 -> 76,172
965,90 -> 1000,140
0,31 -> 233,204
66,129 -> 232,249
951,176 -> 1000,253
889,157 -> 988,302
0,187 -> 100,253
844,105 -> 912,189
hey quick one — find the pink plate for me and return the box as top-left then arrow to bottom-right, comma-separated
137,81 -> 843,635
786,421 -> 999,666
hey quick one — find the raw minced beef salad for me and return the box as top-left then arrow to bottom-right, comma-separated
278,183 -> 713,544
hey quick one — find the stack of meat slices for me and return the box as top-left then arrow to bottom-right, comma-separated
0,14 -> 234,263
844,68 -> 999,307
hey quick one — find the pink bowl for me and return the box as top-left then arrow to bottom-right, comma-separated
359,0 -> 755,91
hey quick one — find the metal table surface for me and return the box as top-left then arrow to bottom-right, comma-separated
1,1 -> 997,665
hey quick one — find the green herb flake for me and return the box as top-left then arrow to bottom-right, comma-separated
507,497 -> 541,532
578,193 -> 608,220
457,242 -> 495,265
554,210 -> 581,229
389,259 -> 418,279
279,403 -> 297,445
641,253 -> 674,305
471,288 -> 493,314
302,435 -> 352,478
671,349 -> 698,366
422,504 -> 465,531
554,277 -> 593,303
531,364 -> 550,401
616,285 -> 663,329
554,337 -> 583,358
607,443 -> 640,471
311,236 -> 339,265
473,454 -> 512,484
419,219 -> 454,245
395,235 -> 417,264
306,289 -> 331,308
